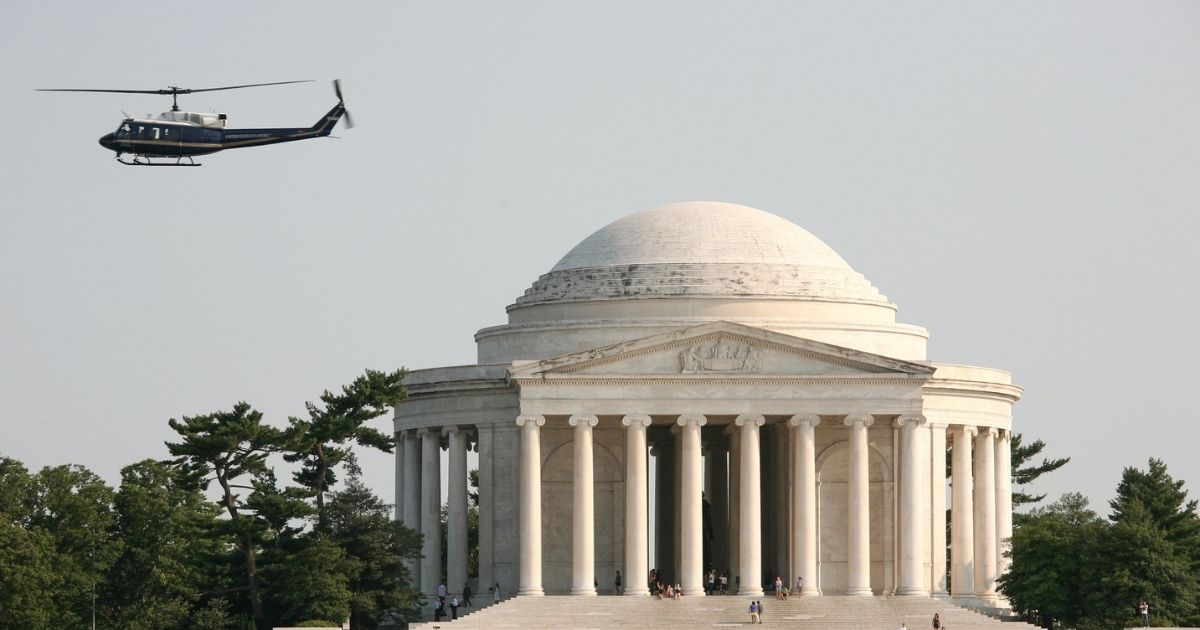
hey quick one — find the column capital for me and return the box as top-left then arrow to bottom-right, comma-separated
416,426 -> 438,437
442,424 -> 464,437
516,414 -> 545,428
927,421 -> 949,430
734,414 -> 765,428
978,426 -> 999,439
893,414 -> 927,429
788,414 -> 821,428
568,414 -> 599,428
996,428 -> 1012,441
621,413 -> 652,428
843,414 -> 875,428
955,424 -> 978,438
677,414 -> 708,428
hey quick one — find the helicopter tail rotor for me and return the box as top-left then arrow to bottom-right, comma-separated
333,79 -> 355,129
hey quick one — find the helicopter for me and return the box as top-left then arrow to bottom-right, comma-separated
37,79 -> 354,166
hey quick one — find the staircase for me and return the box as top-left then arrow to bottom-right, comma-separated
410,595 -> 1040,630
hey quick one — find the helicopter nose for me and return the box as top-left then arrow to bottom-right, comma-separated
98,133 -> 115,151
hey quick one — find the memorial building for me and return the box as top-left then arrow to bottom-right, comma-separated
393,201 -> 1019,606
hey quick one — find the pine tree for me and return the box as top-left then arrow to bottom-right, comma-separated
1011,433 -> 1070,508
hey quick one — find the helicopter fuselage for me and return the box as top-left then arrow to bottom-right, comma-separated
98,101 -> 345,161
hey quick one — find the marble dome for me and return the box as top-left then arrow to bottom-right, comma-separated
515,201 -> 891,308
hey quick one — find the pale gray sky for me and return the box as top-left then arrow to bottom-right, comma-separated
2,1 -> 1197,515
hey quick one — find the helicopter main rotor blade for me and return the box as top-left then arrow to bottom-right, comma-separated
36,80 -> 312,95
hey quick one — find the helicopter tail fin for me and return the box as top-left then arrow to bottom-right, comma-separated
310,102 -> 346,136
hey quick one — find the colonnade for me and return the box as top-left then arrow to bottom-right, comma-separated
394,415 -> 1013,606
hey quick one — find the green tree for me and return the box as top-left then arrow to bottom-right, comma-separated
326,470 -> 422,628
284,369 -> 406,534
1084,499 -> 1198,628
999,492 -> 1102,629
101,459 -> 228,630
1010,433 -> 1071,508
25,464 -> 119,628
265,538 -> 352,626
166,402 -> 292,627
0,517 -> 60,629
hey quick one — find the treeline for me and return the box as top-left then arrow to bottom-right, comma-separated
1000,458 -> 1200,629
0,369 -> 422,630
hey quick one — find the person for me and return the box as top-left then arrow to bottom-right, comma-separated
775,576 -> 783,599
450,595 -> 459,620
757,600 -> 765,623
719,572 -> 728,595
493,582 -> 501,603
795,576 -> 803,595
1140,600 -> 1149,627
900,624 -> 908,630
781,582 -> 790,600
438,583 -> 447,599
749,600 -> 759,624
614,569 -> 622,595
674,583 -> 683,599
463,582 -> 473,607
932,613 -> 941,630
433,597 -> 443,622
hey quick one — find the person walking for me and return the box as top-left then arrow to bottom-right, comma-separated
757,600 -> 765,623
749,600 -> 759,624
614,570 -> 623,595
463,582 -> 473,607
795,575 -> 803,595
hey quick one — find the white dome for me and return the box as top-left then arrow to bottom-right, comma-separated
516,202 -> 889,307
552,201 -> 855,271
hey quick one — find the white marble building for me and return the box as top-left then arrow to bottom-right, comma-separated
394,202 -> 1019,606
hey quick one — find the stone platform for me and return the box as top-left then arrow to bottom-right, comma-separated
410,595 -> 1040,630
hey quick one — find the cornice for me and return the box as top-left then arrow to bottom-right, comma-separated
513,374 -> 927,387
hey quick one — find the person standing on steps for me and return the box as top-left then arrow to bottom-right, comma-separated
774,576 -> 783,599
749,600 -> 759,624
614,570 -> 622,595
795,575 -> 803,595
493,582 -> 502,604
462,582 -> 472,607
450,595 -> 459,620
757,600 -> 765,624
932,612 -> 940,630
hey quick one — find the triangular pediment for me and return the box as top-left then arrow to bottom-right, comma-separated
507,321 -> 934,380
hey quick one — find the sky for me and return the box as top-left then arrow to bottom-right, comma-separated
2,1 -> 1198,517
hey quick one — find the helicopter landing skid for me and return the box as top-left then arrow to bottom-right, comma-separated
116,155 -> 201,167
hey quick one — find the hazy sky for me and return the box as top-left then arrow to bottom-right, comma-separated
2,1 -> 1197,516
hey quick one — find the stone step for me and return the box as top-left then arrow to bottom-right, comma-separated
411,596 -> 1039,630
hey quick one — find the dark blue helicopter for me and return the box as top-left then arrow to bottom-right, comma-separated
38,80 -> 354,166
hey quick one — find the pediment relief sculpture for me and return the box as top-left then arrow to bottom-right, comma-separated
679,339 -> 762,373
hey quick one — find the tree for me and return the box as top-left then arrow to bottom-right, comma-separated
0,518 -> 60,629
999,492 -> 1102,629
265,538 -> 352,626
1010,433 -> 1071,508
166,402 -> 294,627
326,470 -> 423,629
25,464 -> 119,628
284,369 -> 406,534
101,459 -> 228,630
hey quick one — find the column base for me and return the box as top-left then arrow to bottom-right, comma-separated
623,589 -> 649,597
895,586 -> 930,596
845,587 -> 873,596
517,588 -> 545,597
799,586 -> 820,596
570,588 -> 598,596
739,587 -> 764,596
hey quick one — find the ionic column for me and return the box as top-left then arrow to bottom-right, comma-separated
929,423 -> 949,596
517,415 -> 546,596
477,423 -> 496,597
995,430 -> 1013,588
735,414 -> 765,596
895,415 -> 928,595
844,414 -> 874,596
395,431 -> 405,524
623,414 -> 652,596
419,428 -> 442,599
788,414 -> 821,596
402,431 -> 421,529
569,414 -> 599,596
446,426 -> 469,601
950,425 -> 977,602
677,414 -> 707,596
974,428 -> 998,603
726,425 -> 741,589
